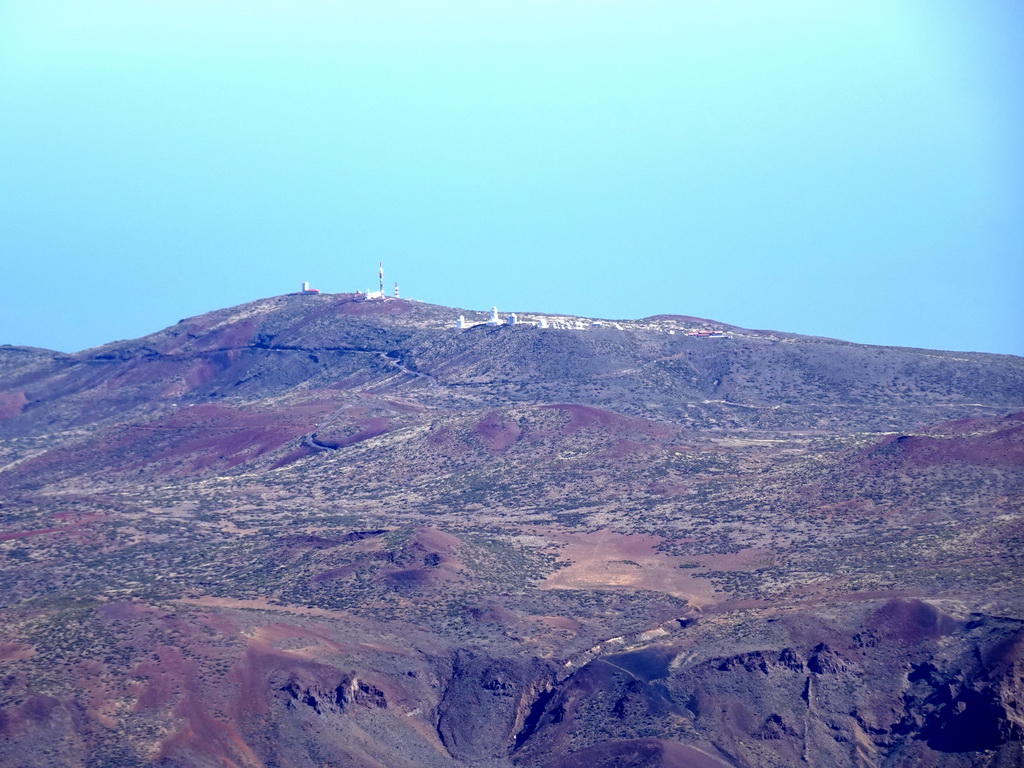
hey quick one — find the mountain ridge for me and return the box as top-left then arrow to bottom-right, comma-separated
3,294 -> 1022,439
8,291 -> 1021,357
0,293 -> 1022,767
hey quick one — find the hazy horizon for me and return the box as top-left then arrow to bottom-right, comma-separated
2,1 -> 1021,356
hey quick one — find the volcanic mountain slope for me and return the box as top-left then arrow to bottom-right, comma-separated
1,292 -> 1023,767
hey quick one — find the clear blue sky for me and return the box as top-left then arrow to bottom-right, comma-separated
1,1 -> 1021,355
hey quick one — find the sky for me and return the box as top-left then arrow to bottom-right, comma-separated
1,0 -> 1022,355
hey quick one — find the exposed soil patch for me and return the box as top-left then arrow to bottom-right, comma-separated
541,531 -> 721,607
0,390 -> 27,420
313,415 -> 391,449
541,404 -> 672,438
862,421 -> 1024,470
336,297 -> 414,316
0,642 -> 34,661
475,411 -> 523,452
867,599 -> 962,643
0,527 -> 61,541
171,597 -> 359,621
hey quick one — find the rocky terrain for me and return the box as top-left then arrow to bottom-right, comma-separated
1,292 -> 1022,767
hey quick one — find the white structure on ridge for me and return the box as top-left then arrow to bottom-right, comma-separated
451,308 -> 556,329
301,282 -> 321,295
365,262 -> 387,299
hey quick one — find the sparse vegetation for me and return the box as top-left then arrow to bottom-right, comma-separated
0,294 -> 1021,766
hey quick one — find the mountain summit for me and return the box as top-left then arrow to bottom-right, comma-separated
1,293 -> 1022,767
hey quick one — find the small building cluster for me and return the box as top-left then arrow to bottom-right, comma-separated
298,262 -> 404,301
453,308 -> 557,330
456,307 -> 535,329
296,267 -> 731,339
450,308 -> 732,337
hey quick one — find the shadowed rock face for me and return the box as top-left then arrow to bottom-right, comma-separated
0,295 -> 1022,767
505,603 -> 1024,768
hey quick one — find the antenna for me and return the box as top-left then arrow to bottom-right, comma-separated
379,261 -> 384,297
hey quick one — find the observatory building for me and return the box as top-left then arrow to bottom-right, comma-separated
453,308 -> 549,329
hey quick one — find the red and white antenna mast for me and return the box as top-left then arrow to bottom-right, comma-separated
379,261 -> 384,297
